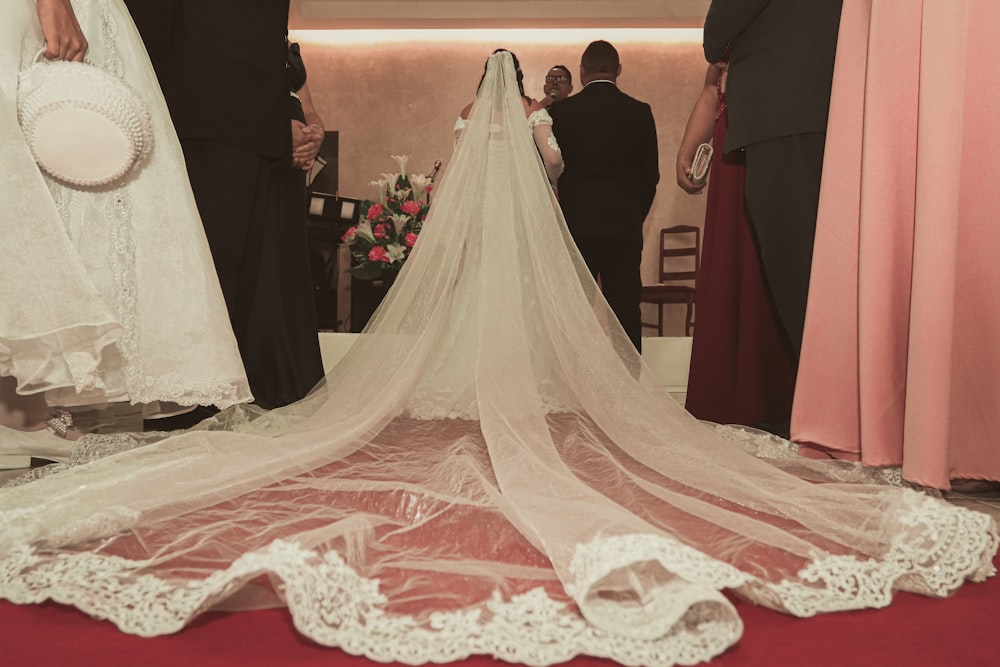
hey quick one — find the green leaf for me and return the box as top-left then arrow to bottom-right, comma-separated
349,263 -> 386,281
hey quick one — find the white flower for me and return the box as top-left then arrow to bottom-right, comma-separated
390,154 -> 409,175
369,178 -> 388,203
409,173 -> 431,200
390,213 -> 410,231
355,220 -> 376,242
381,172 -> 401,192
386,243 -> 407,263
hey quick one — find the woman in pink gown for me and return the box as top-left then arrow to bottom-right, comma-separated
792,0 -> 1000,489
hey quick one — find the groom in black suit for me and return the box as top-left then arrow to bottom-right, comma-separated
704,0 -> 843,358
549,41 -> 660,352
123,0 -> 290,365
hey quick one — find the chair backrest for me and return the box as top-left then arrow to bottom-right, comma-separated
658,225 -> 700,284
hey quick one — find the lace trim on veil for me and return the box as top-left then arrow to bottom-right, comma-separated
0,539 -> 740,666
569,496 -> 997,622
1,429 -> 994,665
1,501 -> 994,667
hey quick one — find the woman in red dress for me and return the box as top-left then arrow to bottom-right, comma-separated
676,64 -> 797,428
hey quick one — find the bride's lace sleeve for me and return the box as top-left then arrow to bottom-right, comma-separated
527,109 -> 564,186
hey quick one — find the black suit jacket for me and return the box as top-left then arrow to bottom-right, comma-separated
124,0 -> 291,160
704,0 -> 843,153
549,82 -> 659,242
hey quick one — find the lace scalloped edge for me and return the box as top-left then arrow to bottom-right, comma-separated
569,494 -> 997,620
712,424 -> 928,489
0,496 -> 995,665
2,431 -> 168,489
0,539 -> 741,667
127,372 -> 246,411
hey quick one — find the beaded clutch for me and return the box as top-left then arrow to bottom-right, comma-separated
690,142 -> 713,184
17,50 -> 154,188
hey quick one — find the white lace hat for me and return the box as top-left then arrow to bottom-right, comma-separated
17,50 -> 154,188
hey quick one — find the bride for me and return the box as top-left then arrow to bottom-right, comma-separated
0,50 -> 996,667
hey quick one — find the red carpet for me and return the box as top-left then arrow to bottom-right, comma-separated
3,553 -> 996,667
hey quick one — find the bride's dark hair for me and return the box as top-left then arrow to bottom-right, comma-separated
478,48 -> 525,98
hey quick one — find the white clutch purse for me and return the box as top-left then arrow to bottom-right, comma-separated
690,142 -> 713,184
17,49 -> 154,188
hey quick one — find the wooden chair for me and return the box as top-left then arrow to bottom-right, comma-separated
640,225 -> 700,336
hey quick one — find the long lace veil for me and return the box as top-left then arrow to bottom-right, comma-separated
1,51 -> 996,667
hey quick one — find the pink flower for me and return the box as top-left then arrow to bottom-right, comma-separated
341,226 -> 357,243
374,223 -> 388,239
404,233 -> 418,247
368,246 -> 390,263
401,200 -> 421,216
366,203 -> 383,220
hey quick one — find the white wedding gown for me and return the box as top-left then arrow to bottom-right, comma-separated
1,52 -> 996,667
0,0 -> 250,410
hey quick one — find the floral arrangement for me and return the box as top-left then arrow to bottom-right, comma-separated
341,154 -> 433,280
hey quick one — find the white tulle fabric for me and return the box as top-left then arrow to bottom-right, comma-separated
1,52 -> 997,667
0,0 -> 249,410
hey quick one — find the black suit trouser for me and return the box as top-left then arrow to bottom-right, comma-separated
574,237 -> 643,352
743,133 -> 826,359
181,140 -> 271,356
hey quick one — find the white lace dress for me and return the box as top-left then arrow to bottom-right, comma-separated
0,0 -> 250,410
0,52 -> 996,667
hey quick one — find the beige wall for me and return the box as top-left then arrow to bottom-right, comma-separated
290,0 -> 712,29
294,33 -> 711,336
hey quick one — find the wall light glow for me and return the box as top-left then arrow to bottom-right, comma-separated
289,28 -> 703,47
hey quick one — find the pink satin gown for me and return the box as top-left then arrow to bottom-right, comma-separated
791,0 -> 1000,489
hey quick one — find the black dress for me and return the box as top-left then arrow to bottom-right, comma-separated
242,43 -> 325,409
